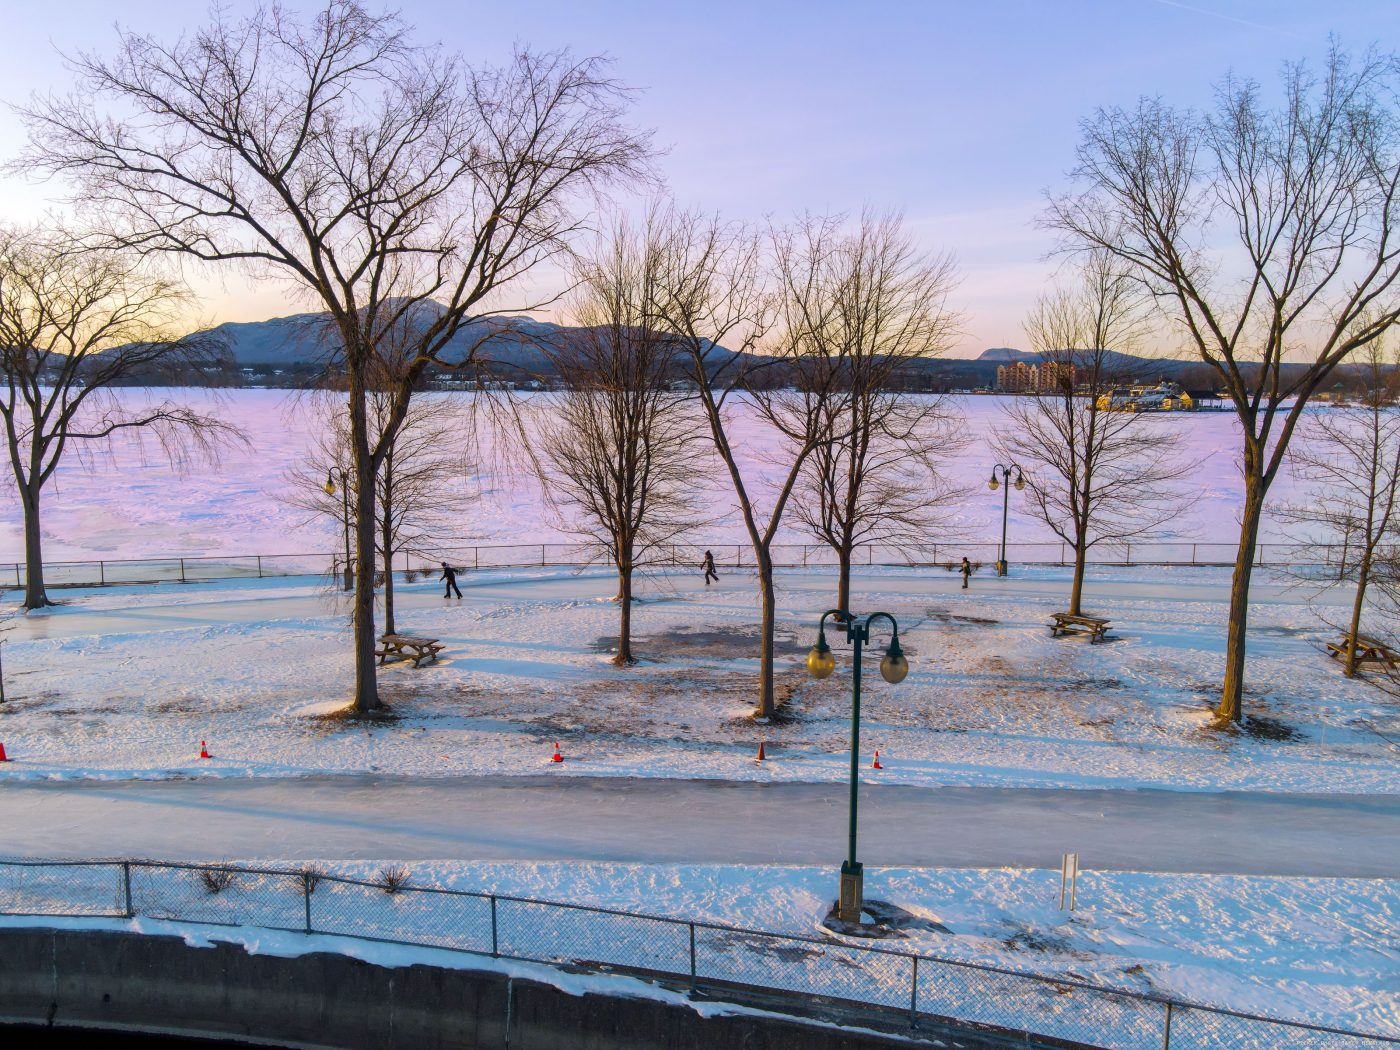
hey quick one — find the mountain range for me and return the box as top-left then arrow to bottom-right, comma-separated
205,305 -> 568,371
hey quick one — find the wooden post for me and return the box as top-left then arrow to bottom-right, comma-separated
99,561 -> 105,586
257,555 -> 263,579
179,558 -> 186,583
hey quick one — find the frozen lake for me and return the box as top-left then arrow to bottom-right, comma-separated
0,389 -> 1324,561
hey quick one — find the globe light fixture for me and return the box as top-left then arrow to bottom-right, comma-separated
879,635 -> 908,684
807,632 -> 836,679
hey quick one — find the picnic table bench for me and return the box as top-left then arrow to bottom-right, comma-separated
1049,613 -> 1113,643
376,633 -> 445,668
1325,633 -> 1398,667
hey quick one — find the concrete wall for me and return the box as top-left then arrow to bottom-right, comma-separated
0,927 -> 1030,1049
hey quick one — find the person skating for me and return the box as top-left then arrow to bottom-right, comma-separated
960,556 -> 972,589
440,561 -> 462,599
702,549 -> 719,586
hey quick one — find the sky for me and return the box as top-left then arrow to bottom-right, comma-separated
0,0 -> 1396,356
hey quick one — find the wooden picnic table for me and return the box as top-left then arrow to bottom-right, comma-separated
1049,613 -> 1113,644
376,633 -> 445,668
1325,633 -> 1398,667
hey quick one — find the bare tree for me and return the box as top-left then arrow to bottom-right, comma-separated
1283,338 -> 1400,675
1047,47 -> 1400,721
786,211 -> 962,611
21,1 -> 652,710
0,226 -> 236,609
647,209 -> 853,720
289,384 -> 471,636
534,224 -> 699,664
997,252 -> 1190,617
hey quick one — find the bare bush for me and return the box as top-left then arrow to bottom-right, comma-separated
377,865 -> 411,895
198,866 -> 236,895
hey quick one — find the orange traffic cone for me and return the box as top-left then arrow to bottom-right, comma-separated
199,739 -> 210,760
872,749 -> 883,770
755,741 -> 766,762
0,741 -> 8,762
551,742 -> 563,763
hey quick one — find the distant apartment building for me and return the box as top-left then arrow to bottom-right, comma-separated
1037,360 -> 1076,391
996,360 -> 1076,392
996,361 -> 1038,392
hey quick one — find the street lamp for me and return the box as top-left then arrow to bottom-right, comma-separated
324,467 -> 354,592
987,462 -> 1025,577
807,608 -> 908,924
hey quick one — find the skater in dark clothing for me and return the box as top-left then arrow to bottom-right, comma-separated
702,550 -> 719,586
440,561 -> 462,599
960,557 -> 972,589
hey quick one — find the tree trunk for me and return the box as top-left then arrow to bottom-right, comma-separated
1068,532 -> 1088,617
348,378 -> 381,714
836,545 -> 852,614
616,562 -> 634,666
1344,550 -> 1371,678
380,452 -> 395,637
755,546 -> 777,720
20,484 -> 51,609
1219,477 -> 1266,722
381,538 -> 395,638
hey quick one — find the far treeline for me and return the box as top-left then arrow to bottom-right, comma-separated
61,325 -> 1400,398
1,2 -> 1398,731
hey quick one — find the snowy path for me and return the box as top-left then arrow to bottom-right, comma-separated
11,561 -> 1336,644
3,776 -> 1396,877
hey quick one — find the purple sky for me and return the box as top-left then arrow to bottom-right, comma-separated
2,1 -> 1396,355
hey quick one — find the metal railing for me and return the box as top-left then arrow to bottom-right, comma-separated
1,858 -> 1394,1050
2,540 -> 1367,591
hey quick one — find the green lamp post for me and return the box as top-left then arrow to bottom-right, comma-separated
324,467 -> 354,592
807,608 -> 909,923
987,462 -> 1025,576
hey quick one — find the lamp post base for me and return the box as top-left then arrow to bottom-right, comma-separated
838,860 -> 864,923
996,559 -> 1008,577
342,567 -> 354,592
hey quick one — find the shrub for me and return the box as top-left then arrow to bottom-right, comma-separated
300,866 -> 324,894
378,864 -> 411,895
198,866 -> 236,895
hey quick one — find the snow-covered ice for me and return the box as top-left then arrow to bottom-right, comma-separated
0,389 -> 1351,562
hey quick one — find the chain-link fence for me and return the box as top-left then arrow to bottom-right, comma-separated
1,858 -> 1394,1050
1,539 -> 1368,591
